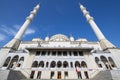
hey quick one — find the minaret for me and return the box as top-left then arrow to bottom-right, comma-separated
79,3 -> 115,50
4,3 -> 40,50
0,3 -> 40,67
15,4 -> 40,40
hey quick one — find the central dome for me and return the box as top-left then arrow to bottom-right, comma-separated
50,34 -> 69,41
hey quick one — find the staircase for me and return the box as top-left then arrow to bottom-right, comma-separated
91,70 -> 112,80
110,70 -> 120,80
1,70 -> 120,80
0,70 -> 26,80
91,70 -> 120,80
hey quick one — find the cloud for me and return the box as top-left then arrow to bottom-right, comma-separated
25,28 -> 35,35
13,25 -> 21,30
0,24 -> 36,39
0,25 -> 17,36
0,33 -> 6,41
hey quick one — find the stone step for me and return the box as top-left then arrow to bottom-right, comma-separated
1,70 -> 120,80
22,79 -> 89,80
0,70 -> 26,80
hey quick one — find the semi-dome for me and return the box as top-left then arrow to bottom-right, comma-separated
50,34 -> 69,41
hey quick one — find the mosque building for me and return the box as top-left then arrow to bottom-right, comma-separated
0,2 -> 120,80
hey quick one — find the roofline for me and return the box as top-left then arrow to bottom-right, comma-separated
26,47 -> 93,51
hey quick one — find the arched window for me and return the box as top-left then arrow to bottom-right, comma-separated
39,61 -> 44,68
46,62 -> 49,67
81,61 -> 87,68
57,61 -> 62,68
95,57 -> 99,63
32,61 -> 38,67
19,57 -> 24,61
3,56 -> 11,67
100,56 -> 109,69
100,56 -> 108,64
8,55 -> 19,69
75,61 -> 80,68
50,61 -> 56,68
108,57 -> 116,67
63,61 -> 68,68
18,57 -> 24,67
95,57 -> 102,68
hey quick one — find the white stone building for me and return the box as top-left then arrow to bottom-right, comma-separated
0,3 -> 120,80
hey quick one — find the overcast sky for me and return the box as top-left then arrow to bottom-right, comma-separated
0,0 -> 120,47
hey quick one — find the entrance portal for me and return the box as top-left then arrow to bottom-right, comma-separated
58,71 -> 61,79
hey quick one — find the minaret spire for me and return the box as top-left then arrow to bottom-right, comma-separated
79,3 -> 115,50
4,3 -> 40,49
15,4 -> 40,40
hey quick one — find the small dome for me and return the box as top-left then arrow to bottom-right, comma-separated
70,36 -> 74,41
45,36 -> 49,41
50,34 -> 69,41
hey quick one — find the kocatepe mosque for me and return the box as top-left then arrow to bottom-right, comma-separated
0,3 -> 120,80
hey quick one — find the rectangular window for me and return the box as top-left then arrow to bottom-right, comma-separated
73,51 -> 78,56
48,51 -> 50,55
58,51 -> 62,56
51,71 -> 54,79
58,71 -> 61,79
79,51 -> 83,56
77,71 -> 82,79
30,71 -> 35,79
41,51 -> 46,56
69,51 -> 71,56
65,71 -> 68,76
52,51 -> 56,56
63,51 -> 67,56
64,71 -> 68,79
37,71 -> 41,79
36,51 -> 40,56
84,71 -> 89,79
